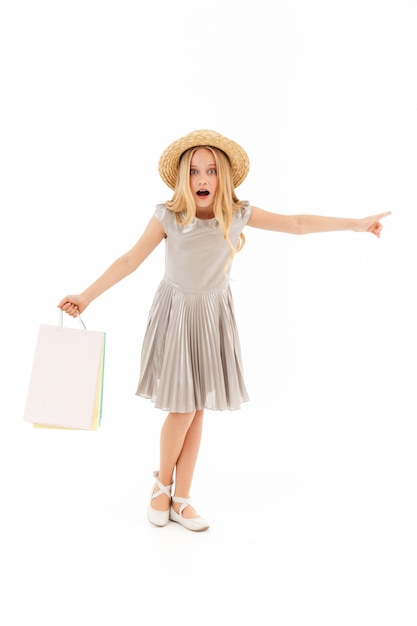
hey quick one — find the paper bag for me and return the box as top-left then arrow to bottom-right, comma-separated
23,314 -> 106,430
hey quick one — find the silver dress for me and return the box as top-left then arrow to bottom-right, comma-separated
136,202 -> 252,412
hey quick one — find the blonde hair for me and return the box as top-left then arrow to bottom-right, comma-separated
166,146 -> 246,271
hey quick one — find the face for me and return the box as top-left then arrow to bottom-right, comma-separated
189,148 -> 218,212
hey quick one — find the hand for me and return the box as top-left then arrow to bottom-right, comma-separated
356,211 -> 392,238
58,294 -> 88,318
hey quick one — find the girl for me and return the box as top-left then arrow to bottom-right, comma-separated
58,129 -> 391,532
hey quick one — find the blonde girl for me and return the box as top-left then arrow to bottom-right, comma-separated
59,129 -> 390,532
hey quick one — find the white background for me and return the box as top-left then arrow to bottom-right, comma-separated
1,1 -> 416,624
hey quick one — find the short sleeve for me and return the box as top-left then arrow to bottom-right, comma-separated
154,203 -> 167,223
239,201 -> 252,225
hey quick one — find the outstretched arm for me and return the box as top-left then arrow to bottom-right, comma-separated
58,216 -> 166,317
247,207 -> 391,238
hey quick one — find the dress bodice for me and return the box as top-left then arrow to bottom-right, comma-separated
154,202 -> 252,292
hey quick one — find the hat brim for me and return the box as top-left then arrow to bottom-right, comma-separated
158,129 -> 250,190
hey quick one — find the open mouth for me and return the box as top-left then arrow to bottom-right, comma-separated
196,190 -> 210,197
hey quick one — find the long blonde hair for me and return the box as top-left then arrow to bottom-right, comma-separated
166,146 -> 246,271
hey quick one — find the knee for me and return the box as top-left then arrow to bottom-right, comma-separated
194,409 -> 204,421
169,410 -> 197,429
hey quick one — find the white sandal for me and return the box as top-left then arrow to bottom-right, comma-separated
147,471 -> 173,527
169,496 -> 210,532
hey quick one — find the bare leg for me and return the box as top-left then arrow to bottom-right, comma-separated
172,409 -> 204,519
151,410 -> 198,512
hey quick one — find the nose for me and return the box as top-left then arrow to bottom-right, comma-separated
198,179 -> 207,185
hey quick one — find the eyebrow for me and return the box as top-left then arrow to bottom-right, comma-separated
190,163 -> 217,168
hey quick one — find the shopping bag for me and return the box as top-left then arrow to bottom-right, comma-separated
23,312 -> 106,430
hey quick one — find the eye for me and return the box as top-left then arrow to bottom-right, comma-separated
190,168 -> 198,175
208,168 -> 216,175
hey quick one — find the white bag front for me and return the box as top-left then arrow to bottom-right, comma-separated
23,315 -> 106,430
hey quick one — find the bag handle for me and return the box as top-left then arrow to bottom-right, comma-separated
58,309 -> 87,330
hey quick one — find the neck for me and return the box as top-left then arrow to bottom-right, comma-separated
196,206 -> 215,220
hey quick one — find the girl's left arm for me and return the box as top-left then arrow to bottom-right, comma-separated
247,206 -> 391,238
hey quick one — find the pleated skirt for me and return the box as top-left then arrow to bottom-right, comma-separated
136,279 -> 249,412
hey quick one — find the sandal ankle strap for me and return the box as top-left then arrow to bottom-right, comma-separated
171,495 -> 192,516
152,470 -> 173,501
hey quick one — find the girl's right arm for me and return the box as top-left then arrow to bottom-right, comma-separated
58,216 -> 166,318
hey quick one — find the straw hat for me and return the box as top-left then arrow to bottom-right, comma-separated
158,129 -> 250,190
